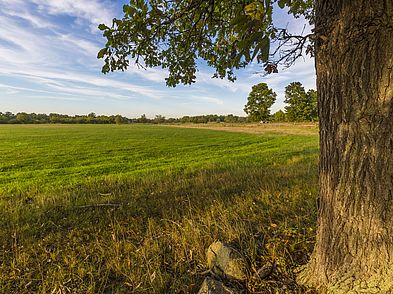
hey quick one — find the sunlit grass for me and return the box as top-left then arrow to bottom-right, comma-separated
0,124 -> 319,293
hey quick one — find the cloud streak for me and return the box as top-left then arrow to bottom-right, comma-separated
0,3 -> 168,103
30,0 -> 116,29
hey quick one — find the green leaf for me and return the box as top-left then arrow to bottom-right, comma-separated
258,37 -> 270,62
230,14 -> 249,26
97,48 -> 107,59
244,2 -> 265,20
98,24 -> 108,31
278,0 -> 287,9
102,64 -> 110,73
244,3 -> 257,15
123,5 -> 136,16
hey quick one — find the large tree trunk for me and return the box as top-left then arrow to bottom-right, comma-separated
298,1 -> 393,292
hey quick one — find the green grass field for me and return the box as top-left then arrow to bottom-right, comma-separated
0,124 -> 319,293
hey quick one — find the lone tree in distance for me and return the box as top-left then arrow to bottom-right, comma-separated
284,82 -> 318,122
98,1 -> 393,292
244,82 -> 276,122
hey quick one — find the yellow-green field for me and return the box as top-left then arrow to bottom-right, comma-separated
0,124 -> 319,293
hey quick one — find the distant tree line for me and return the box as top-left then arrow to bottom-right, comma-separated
0,112 -> 247,125
173,114 -> 246,124
0,112 -> 130,124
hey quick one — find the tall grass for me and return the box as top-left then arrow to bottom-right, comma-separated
0,124 -> 318,293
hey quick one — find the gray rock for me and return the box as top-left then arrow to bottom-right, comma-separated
206,241 -> 247,281
197,277 -> 239,294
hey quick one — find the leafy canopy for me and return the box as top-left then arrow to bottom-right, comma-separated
98,0 -> 313,86
284,82 -> 318,122
244,82 -> 276,122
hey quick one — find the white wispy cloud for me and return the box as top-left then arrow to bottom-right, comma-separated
0,80 -> 135,103
57,33 -> 102,57
125,65 -> 169,84
0,2 -> 168,102
30,0 -> 116,29
197,71 -> 252,93
1,7 -> 55,29
0,15 -> 46,60
190,96 -> 224,105
0,66 -> 165,99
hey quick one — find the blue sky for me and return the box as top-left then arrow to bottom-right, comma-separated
0,0 -> 315,118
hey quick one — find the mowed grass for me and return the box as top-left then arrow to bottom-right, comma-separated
0,124 -> 319,293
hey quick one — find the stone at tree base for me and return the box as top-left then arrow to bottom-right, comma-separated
197,277 -> 239,294
206,241 -> 247,281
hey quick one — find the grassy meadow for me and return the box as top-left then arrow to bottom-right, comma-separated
0,124 -> 319,293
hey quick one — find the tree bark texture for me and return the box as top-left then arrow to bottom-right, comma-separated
298,0 -> 393,292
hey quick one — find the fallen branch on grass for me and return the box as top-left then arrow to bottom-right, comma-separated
75,203 -> 122,209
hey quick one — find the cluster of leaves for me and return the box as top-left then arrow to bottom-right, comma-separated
244,82 -> 277,122
98,0 -> 314,87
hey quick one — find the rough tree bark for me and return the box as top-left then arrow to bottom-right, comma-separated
298,0 -> 393,292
